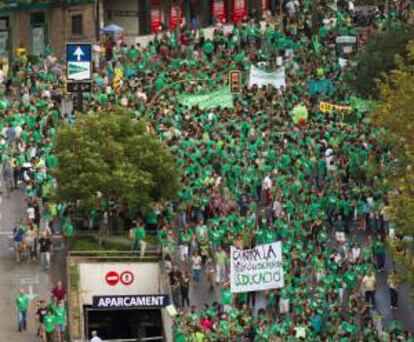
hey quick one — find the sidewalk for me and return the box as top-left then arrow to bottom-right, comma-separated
0,183 -> 66,341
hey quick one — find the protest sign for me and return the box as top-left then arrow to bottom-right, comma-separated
230,241 -> 284,293
335,35 -> 357,44
248,65 -> 286,89
177,87 -> 233,109
308,79 -> 335,95
350,96 -> 378,112
320,101 -> 352,114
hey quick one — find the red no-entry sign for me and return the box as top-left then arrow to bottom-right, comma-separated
105,271 -> 119,286
120,271 -> 134,286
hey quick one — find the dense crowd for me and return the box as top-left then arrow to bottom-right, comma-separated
1,0 -> 413,341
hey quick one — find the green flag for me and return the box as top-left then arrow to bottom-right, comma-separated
312,35 -> 321,54
178,87 -> 234,110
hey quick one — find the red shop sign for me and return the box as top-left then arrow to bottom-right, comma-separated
213,0 -> 226,23
150,0 -> 162,33
169,2 -> 183,30
233,0 -> 247,23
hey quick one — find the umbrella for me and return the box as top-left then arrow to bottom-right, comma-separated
101,24 -> 124,35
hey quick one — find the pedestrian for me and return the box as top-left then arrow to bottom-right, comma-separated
191,251 -> 202,284
36,300 -> 48,340
16,288 -> 30,332
13,223 -> 25,262
25,223 -> 38,261
38,231 -> 53,270
388,271 -> 399,310
54,301 -> 67,342
215,247 -> 227,285
52,280 -> 66,302
130,220 -> 146,256
90,330 -> 103,342
361,271 -> 377,307
205,257 -> 215,289
169,265 -> 182,307
180,271 -> 190,307
43,309 -> 56,342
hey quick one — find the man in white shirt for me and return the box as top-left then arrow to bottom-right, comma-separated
90,330 -> 103,342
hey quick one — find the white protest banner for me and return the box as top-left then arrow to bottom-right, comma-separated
230,241 -> 284,293
248,65 -> 286,89
335,35 -> 357,44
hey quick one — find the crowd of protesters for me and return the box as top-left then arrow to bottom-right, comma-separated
0,0 -> 412,340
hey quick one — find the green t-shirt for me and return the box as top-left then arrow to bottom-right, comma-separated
54,306 -> 66,325
43,314 -> 55,333
16,294 -> 30,312
133,226 -> 146,241
220,289 -> 233,305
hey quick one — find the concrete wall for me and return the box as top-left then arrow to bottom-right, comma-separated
105,0 -> 139,44
58,3 -> 97,57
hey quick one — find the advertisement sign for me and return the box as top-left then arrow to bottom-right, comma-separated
249,65 -> 286,89
169,2 -> 183,30
230,242 -> 284,293
93,295 -> 169,308
233,0 -> 247,23
213,0 -> 226,23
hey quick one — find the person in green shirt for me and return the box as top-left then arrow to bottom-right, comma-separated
131,220 -> 146,255
16,289 -> 30,332
43,309 -> 56,340
54,301 -> 67,342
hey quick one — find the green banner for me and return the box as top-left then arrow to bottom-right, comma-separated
178,87 -> 233,110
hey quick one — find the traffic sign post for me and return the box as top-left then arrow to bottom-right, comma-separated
105,271 -> 119,286
120,271 -> 134,286
66,43 -> 92,112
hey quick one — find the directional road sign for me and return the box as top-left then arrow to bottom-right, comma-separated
66,43 -> 92,81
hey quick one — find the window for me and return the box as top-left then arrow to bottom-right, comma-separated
71,14 -> 83,36
31,12 -> 45,26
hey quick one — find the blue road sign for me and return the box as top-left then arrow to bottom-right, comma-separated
66,43 -> 92,81
66,44 -> 92,63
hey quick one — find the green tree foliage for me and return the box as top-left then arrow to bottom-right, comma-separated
374,42 -> 414,290
352,25 -> 414,98
53,108 -> 179,216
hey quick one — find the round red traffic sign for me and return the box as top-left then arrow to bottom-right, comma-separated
105,271 -> 119,286
120,271 -> 134,286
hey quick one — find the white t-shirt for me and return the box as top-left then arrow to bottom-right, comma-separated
27,207 -> 35,220
91,337 -> 103,342
192,256 -> 202,270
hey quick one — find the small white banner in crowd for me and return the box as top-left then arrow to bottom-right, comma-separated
248,65 -> 286,89
230,241 -> 284,293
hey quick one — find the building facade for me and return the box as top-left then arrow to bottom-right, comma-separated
0,0 -> 280,58
0,0 -> 98,58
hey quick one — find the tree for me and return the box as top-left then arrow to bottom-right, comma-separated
352,24 -> 414,98
374,42 -> 414,292
53,108 -> 179,230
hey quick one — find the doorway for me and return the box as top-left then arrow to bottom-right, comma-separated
84,306 -> 163,341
